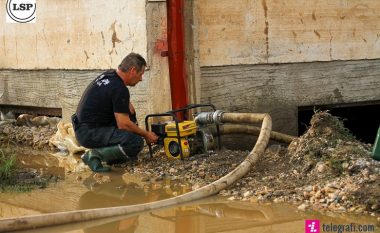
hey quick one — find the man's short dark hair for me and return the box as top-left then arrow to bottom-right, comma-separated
118,53 -> 147,72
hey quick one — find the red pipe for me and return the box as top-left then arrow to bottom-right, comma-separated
167,0 -> 189,120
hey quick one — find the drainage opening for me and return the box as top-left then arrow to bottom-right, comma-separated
298,101 -> 380,144
0,104 -> 62,118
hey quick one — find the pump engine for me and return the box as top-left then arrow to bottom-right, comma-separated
145,104 -> 221,159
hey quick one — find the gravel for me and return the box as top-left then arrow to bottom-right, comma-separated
1,111 -> 379,217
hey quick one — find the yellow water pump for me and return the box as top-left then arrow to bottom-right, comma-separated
145,104 -> 221,160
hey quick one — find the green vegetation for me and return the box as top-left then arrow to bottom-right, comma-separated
0,148 -> 16,180
328,158 -> 345,176
0,147 -> 50,192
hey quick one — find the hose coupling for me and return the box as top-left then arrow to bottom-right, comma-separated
195,110 -> 224,125
212,110 -> 224,124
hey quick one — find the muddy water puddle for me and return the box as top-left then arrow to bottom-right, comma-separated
1,170 -> 379,233
0,151 -> 379,233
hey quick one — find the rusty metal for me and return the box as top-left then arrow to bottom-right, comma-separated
0,104 -> 62,117
167,0 -> 189,120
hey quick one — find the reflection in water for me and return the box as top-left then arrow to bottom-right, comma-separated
76,172 -> 304,233
146,202 -> 303,233
79,192 -> 138,233
78,173 -> 284,233
6,171 -> 379,233
17,151 -> 66,177
197,203 -> 269,220
78,173 -> 172,233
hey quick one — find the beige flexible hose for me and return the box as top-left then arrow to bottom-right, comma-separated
0,112 -> 272,232
217,124 -> 295,144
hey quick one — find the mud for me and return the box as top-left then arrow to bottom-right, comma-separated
0,169 -> 379,233
0,111 -> 379,218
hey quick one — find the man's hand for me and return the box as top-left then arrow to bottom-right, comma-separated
115,112 -> 158,145
144,131 -> 158,145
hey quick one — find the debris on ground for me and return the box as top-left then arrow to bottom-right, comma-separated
0,165 -> 59,192
0,113 -> 63,191
128,111 -> 379,216
0,113 -> 59,150
0,112 -> 85,154
1,111 -> 379,217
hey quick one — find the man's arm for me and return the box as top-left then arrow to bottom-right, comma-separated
128,103 -> 138,124
129,103 -> 136,115
114,112 -> 158,144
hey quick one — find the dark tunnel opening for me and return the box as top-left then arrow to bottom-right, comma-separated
298,101 -> 380,144
0,104 -> 62,118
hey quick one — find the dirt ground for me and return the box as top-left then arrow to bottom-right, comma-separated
0,122 -> 59,191
0,111 -> 379,217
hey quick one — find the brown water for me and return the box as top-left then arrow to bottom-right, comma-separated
0,153 -> 379,233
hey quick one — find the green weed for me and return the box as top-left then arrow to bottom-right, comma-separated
0,147 -> 53,192
0,148 -> 16,180
328,158 -> 345,175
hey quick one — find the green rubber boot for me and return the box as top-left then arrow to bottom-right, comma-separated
81,145 -> 127,172
81,150 -> 111,172
96,145 -> 129,166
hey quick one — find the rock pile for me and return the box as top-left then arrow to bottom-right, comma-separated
128,112 -> 379,216
1,124 -> 57,149
0,113 -> 85,154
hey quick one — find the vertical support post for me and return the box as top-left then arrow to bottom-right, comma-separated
167,0 -> 189,120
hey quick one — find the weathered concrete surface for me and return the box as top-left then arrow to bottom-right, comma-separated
185,0 -> 202,105
0,0 -> 147,69
0,70 -> 96,121
146,2 -> 172,115
1,0 -> 380,130
145,0 -> 202,113
196,0 -> 380,66
0,69 -> 151,123
200,59 -> 380,135
0,1 -> 180,122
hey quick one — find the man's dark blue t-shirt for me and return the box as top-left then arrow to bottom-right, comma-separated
76,70 -> 131,126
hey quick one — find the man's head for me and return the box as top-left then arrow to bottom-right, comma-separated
117,53 -> 147,86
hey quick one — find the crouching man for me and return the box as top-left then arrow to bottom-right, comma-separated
72,53 -> 158,172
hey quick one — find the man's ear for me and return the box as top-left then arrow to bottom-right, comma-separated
130,66 -> 137,74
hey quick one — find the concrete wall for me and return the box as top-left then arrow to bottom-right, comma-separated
146,1 -> 172,116
200,60 -> 380,135
1,0 -> 380,136
195,0 -> 380,136
196,0 -> 380,66
0,0 -> 147,69
0,0 -> 170,123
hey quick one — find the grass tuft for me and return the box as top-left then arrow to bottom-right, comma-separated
0,148 -> 16,180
